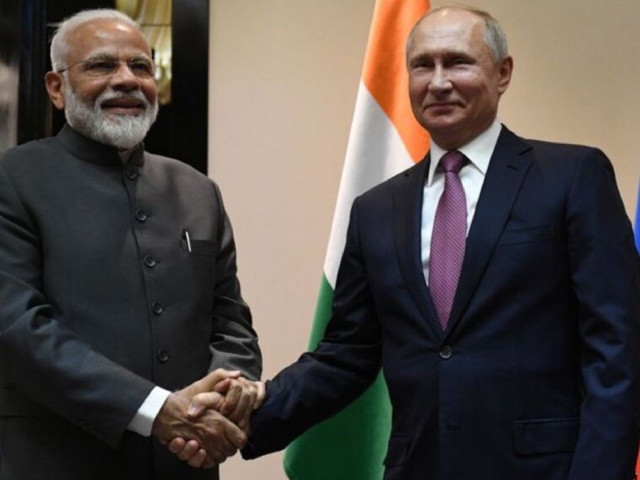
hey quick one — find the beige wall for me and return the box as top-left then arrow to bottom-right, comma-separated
208,1 -> 640,479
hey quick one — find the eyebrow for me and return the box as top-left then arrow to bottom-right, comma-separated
83,51 -> 152,62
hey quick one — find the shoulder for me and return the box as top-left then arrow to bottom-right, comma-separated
143,151 -> 215,184
142,151 -> 224,202
499,127 -> 611,176
525,138 -> 603,159
0,137 -> 61,172
498,125 -> 602,161
523,138 -> 612,181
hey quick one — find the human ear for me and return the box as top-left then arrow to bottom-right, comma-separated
497,56 -> 513,95
45,71 -> 66,110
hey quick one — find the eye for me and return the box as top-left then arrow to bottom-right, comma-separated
128,59 -> 155,77
449,56 -> 472,67
84,59 -> 118,75
410,57 -> 434,70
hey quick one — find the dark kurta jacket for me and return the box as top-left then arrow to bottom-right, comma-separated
0,125 -> 261,480
244,127 -> 640,480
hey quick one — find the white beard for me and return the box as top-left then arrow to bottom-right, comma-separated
64,83 -> 158,150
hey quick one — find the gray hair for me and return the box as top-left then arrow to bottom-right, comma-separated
407,5 -> 509,63
50,9 -> 141,72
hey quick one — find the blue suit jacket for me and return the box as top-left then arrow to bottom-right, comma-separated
244,126 -> 640,480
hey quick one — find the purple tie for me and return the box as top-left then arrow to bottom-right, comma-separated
429,151 -> 467,329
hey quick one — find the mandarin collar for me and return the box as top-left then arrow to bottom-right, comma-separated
56,124 -> 145,167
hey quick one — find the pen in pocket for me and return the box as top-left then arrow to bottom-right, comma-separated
183,228 -> 192,252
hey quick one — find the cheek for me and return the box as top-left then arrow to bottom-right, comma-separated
408,76 -> 428,101
71,83 -> 105,104
141,81 -> 158,104
456,75 -> 494,99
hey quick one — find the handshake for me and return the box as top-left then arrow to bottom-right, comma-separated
151,369 -> 265,469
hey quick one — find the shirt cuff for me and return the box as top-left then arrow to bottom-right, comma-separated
127,386 -> 172,437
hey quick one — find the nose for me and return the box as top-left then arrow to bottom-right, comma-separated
429,65 -> 452,93
109,62 -> 141,90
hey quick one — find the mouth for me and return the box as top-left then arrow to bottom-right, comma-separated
425,102 -> 458,110
101,98 -> 146,115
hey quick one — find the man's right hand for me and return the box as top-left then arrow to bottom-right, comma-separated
151,369 -> 248,467
166,378 -> 266,467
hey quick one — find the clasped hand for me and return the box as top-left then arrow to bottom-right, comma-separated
151,369 -> 265,468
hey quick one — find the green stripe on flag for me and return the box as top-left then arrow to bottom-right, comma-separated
283,275 -> 392,480
306,275 -> 335,349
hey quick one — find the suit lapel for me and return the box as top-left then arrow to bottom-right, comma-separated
447,127 -> 533,332
393,155 -> 443,338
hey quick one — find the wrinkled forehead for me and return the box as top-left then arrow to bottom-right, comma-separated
408,9 -> 487,56
66,19 -> 152,63
418,10 -> 483,39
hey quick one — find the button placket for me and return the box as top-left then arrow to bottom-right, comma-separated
152,302 -> 164,315
156,349 -> 170,363
125,167 -> 139,180
143,255 -> 157,268
134,208 -> 148,222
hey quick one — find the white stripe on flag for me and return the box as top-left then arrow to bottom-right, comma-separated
324,82 -> 416,287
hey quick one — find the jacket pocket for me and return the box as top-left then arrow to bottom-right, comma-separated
497,225 -> 560,246
512,417 -> 579,455
182,238 -> 216,257
383,435 -> 411,467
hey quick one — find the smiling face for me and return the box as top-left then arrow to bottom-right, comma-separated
407,9 -> 512,150
45,19 -> 158,149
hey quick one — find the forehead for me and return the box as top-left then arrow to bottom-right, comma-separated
408,10 -> 487,57
66,19 -> 152,62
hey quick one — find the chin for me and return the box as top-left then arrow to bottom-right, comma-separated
105,111 -> 144,120
423,119 -> 461,134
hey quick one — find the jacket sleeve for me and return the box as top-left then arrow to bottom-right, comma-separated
0,163 -> 154,448
243,198 -> 382,458
208,183 -> 262,380
565,148 -> 640,480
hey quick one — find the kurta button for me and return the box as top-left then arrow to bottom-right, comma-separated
440,345 -> 453,359
125,168 -> 139,180
156,349 -> 170,363
152,302 -> 163,315
144,255 -> 157,268
135,209 -> 148,222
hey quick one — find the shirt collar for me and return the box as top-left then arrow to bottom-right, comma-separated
426,120 -> 502,186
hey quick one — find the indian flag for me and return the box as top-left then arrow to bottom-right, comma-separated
283,1 -> 431,479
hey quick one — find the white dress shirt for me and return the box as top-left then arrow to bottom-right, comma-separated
127,387 -> 171,436
421,121 -> 502,286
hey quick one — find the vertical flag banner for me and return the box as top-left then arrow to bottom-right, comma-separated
283,1 -> 431,479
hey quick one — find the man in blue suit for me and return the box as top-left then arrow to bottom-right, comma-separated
189,5 -> 640,479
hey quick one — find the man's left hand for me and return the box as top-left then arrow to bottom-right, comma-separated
168,378 -> 265,467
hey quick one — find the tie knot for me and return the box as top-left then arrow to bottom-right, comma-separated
440,151 -> 466,174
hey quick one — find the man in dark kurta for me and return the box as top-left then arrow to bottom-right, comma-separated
0,8 -> 261,480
